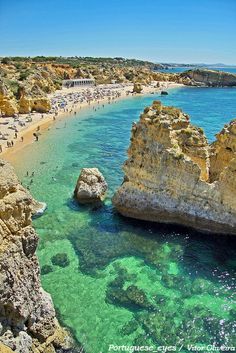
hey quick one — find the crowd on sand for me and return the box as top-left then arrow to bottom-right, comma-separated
0,81 -> 178,155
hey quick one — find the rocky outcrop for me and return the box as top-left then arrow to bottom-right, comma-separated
0,80 -> 18,117
74,168 -> 108,204
0,160 -> 74,352
181,69 -> 236,87
18,85 -> 51,114
132,83 -> 143,94
113,101 -> 236,235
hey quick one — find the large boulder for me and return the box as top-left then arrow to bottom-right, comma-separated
132,83 -> 143,93
74,168 -> 108,203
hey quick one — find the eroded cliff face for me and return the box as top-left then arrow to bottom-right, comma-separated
0,160 -> 73,353
181,69 -> 236,87
112,101 -> 236,235
0,60 -> 182,116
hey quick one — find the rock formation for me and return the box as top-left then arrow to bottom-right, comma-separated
132,83 -> 143,94
0,159 -> 74,352
113,101 -> 236,235
74,168 -> 108,203
0,80 -> 18,116
0,59 -> 181,117
181,69 -> 236,87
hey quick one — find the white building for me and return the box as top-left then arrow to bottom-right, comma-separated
62,78 -> 95,88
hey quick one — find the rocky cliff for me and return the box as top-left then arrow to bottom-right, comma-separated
0,59 -> 180,116
113,101 -> 236,235
181,69 -> 236,87
0,160 -> 74,353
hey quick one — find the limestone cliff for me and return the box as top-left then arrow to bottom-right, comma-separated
181,69 -> 236,87
0,160 -> 74,353
0,59 -> 178,116
0,80 -> 18,116
112,101 -> 236,235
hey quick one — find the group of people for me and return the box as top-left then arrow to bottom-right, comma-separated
49,85 -> 123,115
0,83 -> 131,153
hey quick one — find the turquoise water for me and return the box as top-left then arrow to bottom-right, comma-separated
157,67 -> 236,74
9,87 -> 236,353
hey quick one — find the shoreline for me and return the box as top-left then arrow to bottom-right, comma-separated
1,81 -> 183,160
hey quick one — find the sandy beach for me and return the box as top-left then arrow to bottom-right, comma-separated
1,81 -> 183,159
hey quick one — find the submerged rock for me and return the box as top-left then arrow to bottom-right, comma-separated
106,275 -> 154,311
161,90 -> 168,95
74,168 -> 108,204
41,264 -> 54,275
51,253 -> 70,268
112,101 -> 236,235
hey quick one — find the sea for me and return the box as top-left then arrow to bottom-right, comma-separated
9,85 -> 236,353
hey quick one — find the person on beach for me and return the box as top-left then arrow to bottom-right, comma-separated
33,133 -> 39,141
0,145 -> 2,153
15,132 -> 18,139
21,136 -> 24,142
11,141 -> 14,146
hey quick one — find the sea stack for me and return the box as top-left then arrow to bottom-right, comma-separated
74,168 -> 108,204
112,101 -> 236,235
0,160 -> 73,352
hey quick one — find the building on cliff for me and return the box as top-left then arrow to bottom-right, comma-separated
62,78 -> 95,88
113,101 -> 236,235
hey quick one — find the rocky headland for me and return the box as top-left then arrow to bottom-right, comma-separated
180,68 -> 236,87
0,159 -> 75,352
113,101 -> 236,235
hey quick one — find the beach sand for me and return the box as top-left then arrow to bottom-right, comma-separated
1,81 -> 183,160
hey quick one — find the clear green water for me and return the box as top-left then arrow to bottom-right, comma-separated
10,87 -> 236,352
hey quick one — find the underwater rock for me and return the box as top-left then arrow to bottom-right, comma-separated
41,264 -> 54,275
74,168 -> 108,204
120,319 -> 139,335
51,253 -> 70,268
191,278 -> 215,295
161,90 -> 168,95
106,278 -> 153,311
113,101 -> 236,235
